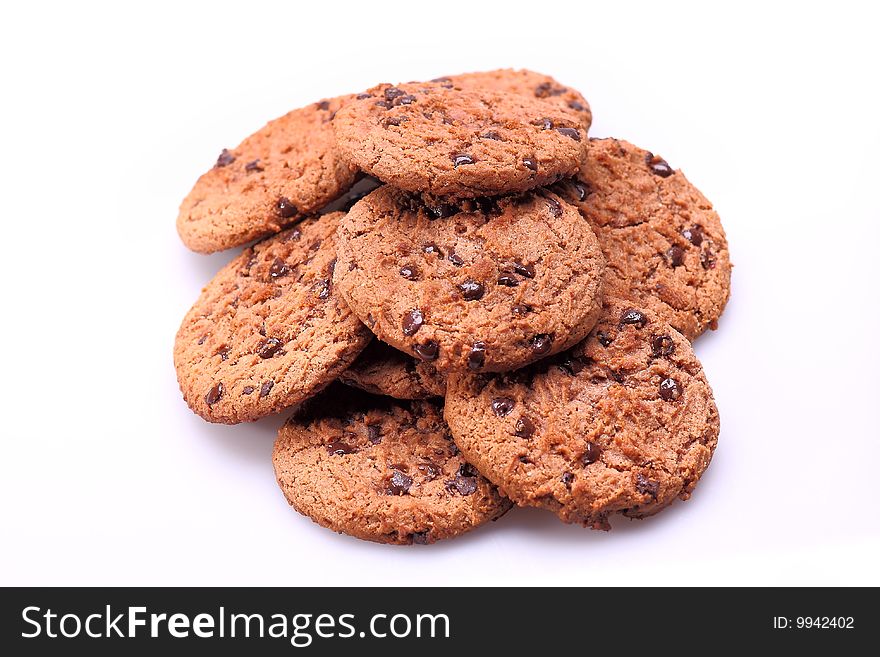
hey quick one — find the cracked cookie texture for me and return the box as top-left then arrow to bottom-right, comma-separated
273,385 -> 511,544
177,96 -> 359,253
333,83 -> 588,197
553,138 -> 731,340
444,298 -> 719,529
174,212 -> 371,423
334,186 -> 606,373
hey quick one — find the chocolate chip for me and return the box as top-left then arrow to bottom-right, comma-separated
582,441 -> 602,465
413,340 -> 439,361
374,100 -> 392,109
418,462 -> 441,480
514,416 -> 535,439
259,380 -> 274,398
452,153 -> 475,167
356,93 -> 371,100
217,345 -> 230,361
667,246 -> 685,267
383,116 -> 407,127
491,397 -> 515,417
512,304 -> 532,315
269,257 -> 291,279
458,463 -> 479,478
651,334 -> 675,358
569,100 -> 586,112
458,280 -> 485,300
545,197 -> 563,217
645,152 -> 674,177
561,472 -> 574,487
597,331 -> 613,347
215,149 -> 235,167
367,425 -> 382,444
636,474 -> 660,498
326,440 -> 358,455
242,386 -> 255,395
497,274 -> 519,287
314,278 -> 331,299
531,117 -> 553,130
423,242 -> 443,257
384,87 -> 405,102
431,76 -> 452,83
197,334 -> 209,345
276,197 -> 298,218
316,100 -> 330,110
701,248 -> 717,270
245,159 -> 263,172
682,225 -> 704,246
659,377 -> 682,401
402,309 -> 424,336
530,334 -> 553,355
386,469 -> 413,495
467,342 -> 486,370
448,251 -> 465,267
535,82 -> 565,97
523,157 -> 538,172
411,531 -> 430,545
258,337 -> 283,359
399,264 -> 420,280
556,127 -> 581,141
619,308 -> 648,328
511,262 -> 536,278
572,181 -> 588,201
446,473 -> 478,496
482,131 -> 502,140
205,383 -> 224,406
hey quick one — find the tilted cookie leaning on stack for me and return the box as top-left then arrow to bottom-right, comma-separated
173,69 -> 731,545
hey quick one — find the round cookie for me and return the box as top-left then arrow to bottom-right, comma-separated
334,186 -> 606,373
174,212 -> 371,424
177,96 -> 359,254
444,298 -> 720,529
553,138 -> 731,340
333,83 -> 587,197
436,69 -> 592,131
339,339 -> 446,399
273,385 -> 511,544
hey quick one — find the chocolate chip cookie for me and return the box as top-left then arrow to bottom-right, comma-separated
334,186 -> 605,373
273,385 -> 511,544
553,138 -> 731,340
333,83 -> 587,197
174,212 -> 371,423
339,339 -> 446,399
444,298 -> 720,529
177,96 -> 359,253
436,69 -> 592,131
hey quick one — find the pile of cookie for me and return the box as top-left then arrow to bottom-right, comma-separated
174,70 -> 730,544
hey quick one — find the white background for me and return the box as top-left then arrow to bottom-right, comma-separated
2,1 -> 878,586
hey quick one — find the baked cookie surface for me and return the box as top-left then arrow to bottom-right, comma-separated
333,83 -> 587,197
438,68 -> 592,131
339,339 -> 446,399
273,386 -> 511,544
177,96 -> 359,253
334,186 -> 605,373
553,138 -> 731,340
444,298 -> 719,529
174,212 -> 371,423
